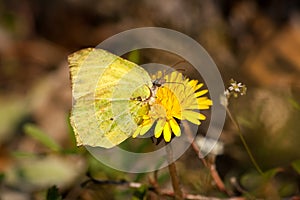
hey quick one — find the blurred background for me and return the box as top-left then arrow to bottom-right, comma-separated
0,0 -> 300,199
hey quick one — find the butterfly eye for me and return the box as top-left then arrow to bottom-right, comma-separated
153,81 -> 161,87
153,78 -> 166,87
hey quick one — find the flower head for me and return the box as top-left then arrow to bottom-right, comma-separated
226,79 -> 247,98
133,71 -> 212,142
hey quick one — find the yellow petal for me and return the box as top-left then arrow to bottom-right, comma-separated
140,121 -> 154,135
170,71 -> 177,82
199,99 -> 213,106
182,110 -> 201,119
191,79 -> 197,85
188,80 -> 198,88
154,119 -> 165,138
195,89 -> 208,97
169,118 -> 181,137
189,80 -> 203,91
207,99 -> 213,105
186,117 -> 201,125
172,112 -> 182,120
132,126 -> 142,138
156,71 -> 163,79
195,83 -> 204,91
182,110 -> 202,125
143,115 -> 150,120
198,105 -> 210,109
183,104 -> 200,109
197,98 -> 213,109
173,72 -> 183,83
163,122 -> 172,142
199,113 -> 206,120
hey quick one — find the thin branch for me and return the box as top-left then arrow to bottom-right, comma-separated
80,176 -> 248,200
182,121 -> 207,167
166,143 -> 184,200
183,121 -> 231,195
209,161 -> 227,193
160,189 -> 246,200
148,170 -> 160,194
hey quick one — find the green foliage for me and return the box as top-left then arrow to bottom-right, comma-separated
0,173 -> 4,182
278,181 -> 298,197
46,186 -> 62,200
23,123 -> 61,152
66,115 -> 77,149
291,159 -> 300,175
288,98 -> 300,111
0,96 -> 27,144
132,185 -> 148,200
87,154 -> 125,180
263,168 -> 282,179
240,171 -> 263,192
127,50 -> 140,64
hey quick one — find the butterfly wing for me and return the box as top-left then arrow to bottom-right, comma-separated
69,48 -> 152,148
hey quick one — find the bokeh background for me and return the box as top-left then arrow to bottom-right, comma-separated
0,0 -> 300,199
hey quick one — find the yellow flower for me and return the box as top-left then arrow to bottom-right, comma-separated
132,71 -> 212,142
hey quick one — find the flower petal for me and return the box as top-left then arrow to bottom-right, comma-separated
132,126 -> 142,138
199,113 -> 206,120
189,80 -> 203,91
182,110 -> 200,119
197,98 -> 213,109
163,122 -> 172,142
185,117 -> 201,125
195,89 -> 208,97
169,118 -> 181,136
140,121 -> 154,135
170,71 -> 178,82
154,119 -> 165,138
182,110 -> 202,125
172,112 -> 182,120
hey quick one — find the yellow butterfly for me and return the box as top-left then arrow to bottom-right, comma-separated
69,48 -> 154,148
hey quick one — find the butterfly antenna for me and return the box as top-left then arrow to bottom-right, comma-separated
152,59 -> 189,87
170,59 -> 187,68
162,60 -> 188,76
164,81 -> 186,90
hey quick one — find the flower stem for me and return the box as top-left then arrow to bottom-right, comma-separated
166,143 -> 184,200
226,108 -> 264,175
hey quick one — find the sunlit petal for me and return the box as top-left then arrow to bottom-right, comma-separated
169,118 -> 181,136
132,126 -> 142,138
154,119 -> 165,138
195,89 -> 208,97
163,122 -> 172,142
140,121 -> 154,135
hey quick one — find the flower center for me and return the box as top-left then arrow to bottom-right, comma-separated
155,86 -> 182,120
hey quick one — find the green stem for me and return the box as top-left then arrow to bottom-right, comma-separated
226,108 -> 264,175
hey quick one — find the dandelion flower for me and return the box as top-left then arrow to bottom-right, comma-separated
133,71 -> 212,142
